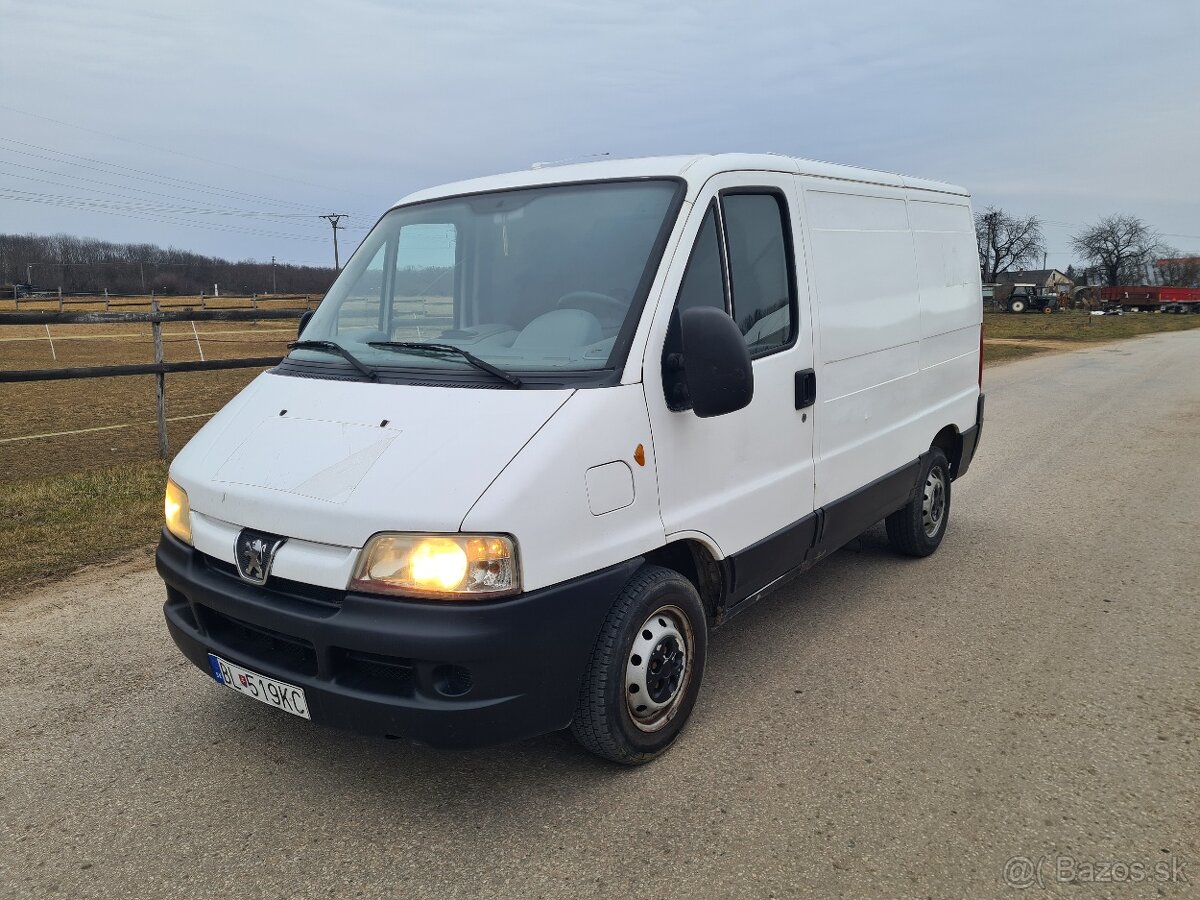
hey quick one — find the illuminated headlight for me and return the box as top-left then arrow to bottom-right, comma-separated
350,534 -> 520,599
164,478 -> 193,545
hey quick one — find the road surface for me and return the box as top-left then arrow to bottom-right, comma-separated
3,332 -> 1197,899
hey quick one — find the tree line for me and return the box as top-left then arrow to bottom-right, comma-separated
0,233 -> 338,296
974,211 -> 1199,287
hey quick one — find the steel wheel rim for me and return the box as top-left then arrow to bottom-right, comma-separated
625,605 -> 693,733
923,465 -> 947,537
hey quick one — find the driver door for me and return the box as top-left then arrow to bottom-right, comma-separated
644,173 -> 816,602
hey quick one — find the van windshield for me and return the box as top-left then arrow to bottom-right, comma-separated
290,179 -> 681,380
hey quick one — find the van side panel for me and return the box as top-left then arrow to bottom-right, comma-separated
909,196 -> 982,439
803,184 -> 924,508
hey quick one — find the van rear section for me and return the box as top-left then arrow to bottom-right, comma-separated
159,153 -> 983,763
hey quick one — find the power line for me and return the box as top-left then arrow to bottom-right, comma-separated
0,173 -> 355,229
0,184 -> 369,229
0,137 -> 349,215
0,157 -> 350,224
0,103 -> 379,202
0,190 -> 331,243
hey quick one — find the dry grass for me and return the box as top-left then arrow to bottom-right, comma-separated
0,301 -> 289,594
985,308 -> 1200,342
0,318 -> 283,479
0,459 -> 166,597
981,342 -> 1048,365
983,309 -> 1200,365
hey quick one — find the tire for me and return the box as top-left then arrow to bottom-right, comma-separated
1009,299 -> 1026,313
571,565 -> 708,765
1043,305 -> 1055,314
885,449 -> 951,557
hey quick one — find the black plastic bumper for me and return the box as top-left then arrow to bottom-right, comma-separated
158,532 -> 640,748
956,392 -> 985,479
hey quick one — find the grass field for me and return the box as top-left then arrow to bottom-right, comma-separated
982,308 -> 1200,363
0,460 -> 165,601
3,302 -> 1199,595
985,308 -> 1200,342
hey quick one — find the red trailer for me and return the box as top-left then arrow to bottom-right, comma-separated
1099,286 -> 1200,312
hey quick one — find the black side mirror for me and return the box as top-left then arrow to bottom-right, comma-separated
297,310 -> 314,338
671,307 -> 754,418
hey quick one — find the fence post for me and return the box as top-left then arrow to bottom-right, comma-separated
151,299 -> 169,460
58,287 -> 63,312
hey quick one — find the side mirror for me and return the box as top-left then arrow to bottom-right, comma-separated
297,310 -> 314,338
673,307 -> 754,418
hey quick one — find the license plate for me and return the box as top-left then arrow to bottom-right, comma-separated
207,653 -> 311,720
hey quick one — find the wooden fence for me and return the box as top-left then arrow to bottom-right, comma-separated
6,290 -> 317,312
0,305 -> 309,459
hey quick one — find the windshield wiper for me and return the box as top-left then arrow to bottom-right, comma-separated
288,340 -> 377,381
367,341 -> 523,387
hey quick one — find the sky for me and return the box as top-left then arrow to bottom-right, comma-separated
1,0 -> 1198,271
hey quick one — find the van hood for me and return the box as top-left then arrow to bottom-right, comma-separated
172,372 -> 573,547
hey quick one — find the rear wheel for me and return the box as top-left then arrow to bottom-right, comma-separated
1009,299 -> 1026,313
571,565 -> 707,765
885,449 -> 951,557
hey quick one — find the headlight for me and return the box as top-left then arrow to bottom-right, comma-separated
350,533 -> 519,599
164,478 -> 193,545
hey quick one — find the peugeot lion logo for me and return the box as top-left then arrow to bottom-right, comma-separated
235,530 -> 287,585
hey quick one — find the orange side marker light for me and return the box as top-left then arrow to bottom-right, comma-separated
634,444 -> 646,467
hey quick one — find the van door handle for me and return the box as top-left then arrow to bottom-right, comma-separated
795,369 -> 817,410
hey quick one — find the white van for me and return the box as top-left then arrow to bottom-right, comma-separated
159,154 -> 984,764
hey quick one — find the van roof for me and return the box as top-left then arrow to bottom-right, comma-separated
394,153 -> 970,208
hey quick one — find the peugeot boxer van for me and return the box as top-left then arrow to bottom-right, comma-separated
159,154 -> 984,764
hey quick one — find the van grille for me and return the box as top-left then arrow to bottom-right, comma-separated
333,649 -> 416,696
200,553 -> 343,611
200,607 -> 319,677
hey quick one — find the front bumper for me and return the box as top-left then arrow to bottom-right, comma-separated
158,532 -> 639,748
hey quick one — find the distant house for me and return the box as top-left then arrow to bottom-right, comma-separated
1153,257 -> 1200,288
994,269 -> 1074,293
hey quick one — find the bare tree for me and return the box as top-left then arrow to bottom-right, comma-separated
1070,215 -> 1159,287
974,207 -> 1044,282
1155,249 -> 1200,288
0,232 -> 338,295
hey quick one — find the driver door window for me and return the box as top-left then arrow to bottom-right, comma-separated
673,191 -> 797,358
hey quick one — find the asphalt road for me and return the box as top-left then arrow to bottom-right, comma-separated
3,332 -> 1197,900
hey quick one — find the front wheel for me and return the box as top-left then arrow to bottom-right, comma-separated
885,449 -> 951,557
571,565 -> 707,764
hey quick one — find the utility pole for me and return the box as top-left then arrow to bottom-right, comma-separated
320,214 -> 348,270
271,255 -> 277,294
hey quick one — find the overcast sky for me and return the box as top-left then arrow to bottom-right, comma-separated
2,0 -> 1197,270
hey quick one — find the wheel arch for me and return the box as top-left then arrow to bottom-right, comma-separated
643,537 -> 726,623
931,424 -> 965,479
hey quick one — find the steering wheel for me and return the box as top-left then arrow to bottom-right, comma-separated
556,291 -> 627,324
